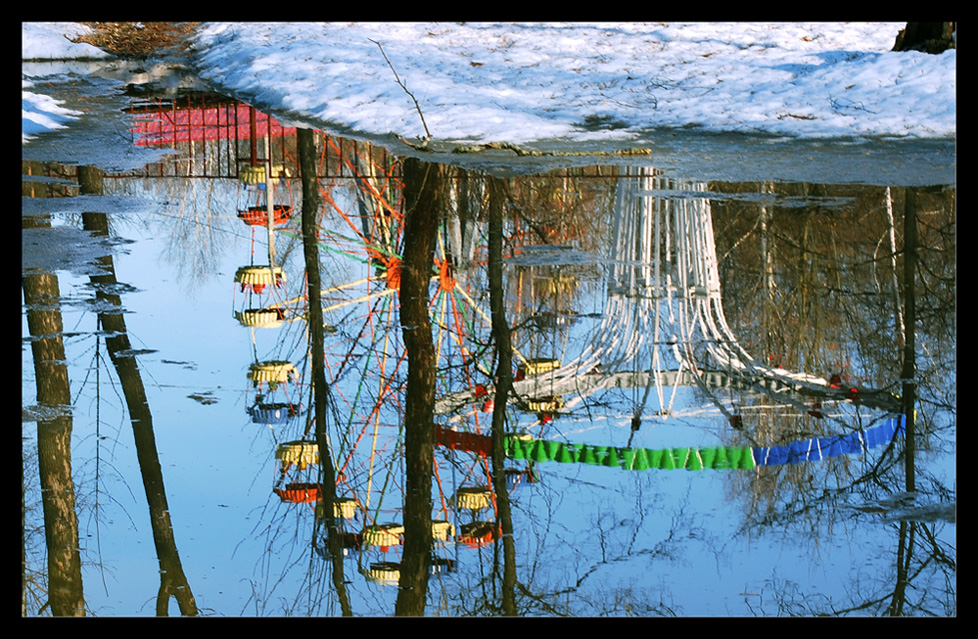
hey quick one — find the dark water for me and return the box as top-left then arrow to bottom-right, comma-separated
22,62 -> 955,617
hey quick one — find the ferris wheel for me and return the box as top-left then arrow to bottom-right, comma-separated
235,140 -> 529,584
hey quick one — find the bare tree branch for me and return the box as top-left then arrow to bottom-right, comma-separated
370,39 -> 431,145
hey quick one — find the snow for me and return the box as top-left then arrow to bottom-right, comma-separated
22,22 -> 109,142
22,22 -> 955,148
21,21 -> 110,61
22,78 -> 82,141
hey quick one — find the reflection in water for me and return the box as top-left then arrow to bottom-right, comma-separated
79,167 -> 198,616
22,90 -> 955,617
503,167 -> 904,473
23,209 -> 85,617
23,162 -> 199,616
393,156 -> 444,615
296,126 -> 351,615
486,175 -> 519,615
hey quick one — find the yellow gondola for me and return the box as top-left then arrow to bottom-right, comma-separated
247,360 -> 297,388
517,358 -> 561,378
431,520 -> 455,541
315,497 -> 358,520
361,523 -> 404,548
365,562 -> 400,585
275,440 -> 319,471
455,486 -> 492,511
234,265 -> 286,293
234,308 -> 287,328
524,396 -> 564,413
238,165 -> 266,184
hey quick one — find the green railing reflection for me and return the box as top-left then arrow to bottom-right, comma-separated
503,415 -> 905,471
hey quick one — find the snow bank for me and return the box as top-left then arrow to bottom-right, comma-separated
22,22 -> 955,148
191,22 -> 955,145
22,22 -> 110,60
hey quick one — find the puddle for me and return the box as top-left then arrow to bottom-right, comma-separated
22,64 -> 955,617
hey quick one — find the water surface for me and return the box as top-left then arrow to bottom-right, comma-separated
22,61 -> 955,617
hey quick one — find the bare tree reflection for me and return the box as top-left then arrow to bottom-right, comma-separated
297,128 -> 352,615
394,157 -> 446,615
22,212 -> 86,617
79,166 -> 198,616
24,94 -> 954,616
487,176 -> 518,615
712,182 -> 955,616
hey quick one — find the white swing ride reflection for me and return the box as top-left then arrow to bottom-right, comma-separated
487,166 -> 905,472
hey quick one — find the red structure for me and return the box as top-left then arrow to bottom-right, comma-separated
237,204 -> 293,227
274,482 -> 321,504
434,425 -> 493,457
131,101 -> 296,146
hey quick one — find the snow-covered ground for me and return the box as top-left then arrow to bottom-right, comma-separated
22,23 -> 108,142
23,22 -> 955,148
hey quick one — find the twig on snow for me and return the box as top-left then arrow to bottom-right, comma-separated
370,38 -> 431,146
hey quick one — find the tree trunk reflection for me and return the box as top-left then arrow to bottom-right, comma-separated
487,176 -> 518,616
297,128 -> 353,615
394,157 -> 444,616
23,213 -> 85,617
901,187 -> 918,494
712,180 -> 954,616
79,166 -> 198,617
